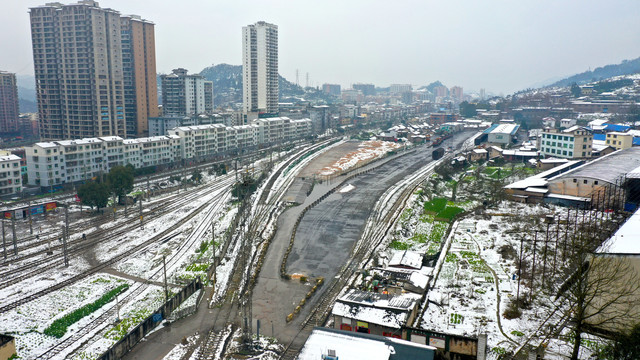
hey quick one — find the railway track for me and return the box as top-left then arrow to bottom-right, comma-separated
36,182 -> 234,359
0,176 -> 237,291
0,174 -> 235,267
0,176 -> 238,314
191,139 -> 339,359
277,135 -> 478,359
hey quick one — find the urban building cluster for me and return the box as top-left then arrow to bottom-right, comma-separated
25,116 -> 311,187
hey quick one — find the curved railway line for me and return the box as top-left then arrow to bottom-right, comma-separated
39,189 -> 234,359
0,175 -> 238,292
189,139 -> 341,359
278,135 -> 477,359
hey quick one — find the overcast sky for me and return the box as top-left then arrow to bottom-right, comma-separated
2,0 -> 640,94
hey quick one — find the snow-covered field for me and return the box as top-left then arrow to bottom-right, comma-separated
0,168 -> 240,358
366,159 -> 607,359
318,140 -> 401,176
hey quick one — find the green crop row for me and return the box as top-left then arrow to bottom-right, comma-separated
44,284 -> 129,338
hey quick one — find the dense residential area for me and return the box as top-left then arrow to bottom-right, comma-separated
1,1 -> 640,360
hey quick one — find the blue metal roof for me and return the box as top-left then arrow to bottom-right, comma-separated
593,133 -> 606,141
482,124 -> 499,134
633,137 -> 640,146
604,124 -> 631,132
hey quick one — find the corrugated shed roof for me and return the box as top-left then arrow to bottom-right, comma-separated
550,147 -> 640,184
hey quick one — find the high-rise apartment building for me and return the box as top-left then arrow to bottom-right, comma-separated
121,15 -> 159,137
450,86 -> 463,102
353,83 -> 375,96
322,84 -> 341,96
30,1 -> 158,140
390,84 -> 412,94
242,21 -> 279,115
161,68 -> 213,116
0,71 -> 20,134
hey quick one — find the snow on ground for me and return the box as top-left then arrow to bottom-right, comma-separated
338,184 -> 355,193
363,158 -> 600,358
0,274 -> 131,359
318,140 -> 401,176
162,333 -> 200,360
72,284 -> 166,359
0,256 -> 92,308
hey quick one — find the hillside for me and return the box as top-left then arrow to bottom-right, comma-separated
199,64 -> 304,106
549,56 -> 640,88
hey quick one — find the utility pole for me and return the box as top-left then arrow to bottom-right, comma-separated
146,175 -> 150,200
2,220 -> 6,259
139,196 -> 143,228
58,202 -> 69,266
62,227 -> 69,267
112,195 -> 116,221
65,203 -> 69,245
517,236 -> 523,300
11,216 -> 17,256
28,200 -> 33,235
115,294 -> 120,322
163,255 -> 169,303
212,221 -> 217,289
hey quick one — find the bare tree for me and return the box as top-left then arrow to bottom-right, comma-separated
556,239 -> 640,360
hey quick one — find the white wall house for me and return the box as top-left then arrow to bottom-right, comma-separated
26,117 -> 312,187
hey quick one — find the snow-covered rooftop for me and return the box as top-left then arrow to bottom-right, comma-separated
599,207 -> 640,254
389,250 -> 423,269
332,289 -> 421,329
549,147 -> 640,184
298,328 -> 436,360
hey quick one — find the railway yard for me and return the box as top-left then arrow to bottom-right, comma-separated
0,132 -> 479,359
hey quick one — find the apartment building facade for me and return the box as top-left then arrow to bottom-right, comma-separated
30,1 -> 127,140
26,117 -> 311,187
540,126 -> 593,159
0,71 -> 20,133
242,21 -> 279,115
120,15 -> 159,137
161,68 -> 213,117
0,155 -> 22,196
605,132 -> 633,150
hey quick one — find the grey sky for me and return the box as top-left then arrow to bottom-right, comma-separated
2,0 -> 640,94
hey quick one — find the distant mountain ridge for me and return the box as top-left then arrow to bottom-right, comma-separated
198,63 -> 304,106
548,56 -> 640,88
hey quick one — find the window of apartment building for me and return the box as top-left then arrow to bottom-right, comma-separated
582,152 -> 586,156
583,144 -> 587,149
569,152 -> 573,156
594,181 -> 599,185
573,179 -> 577,183
583,179 -> 588,184
552,135 -> 557,140
563,150 -> 567,155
